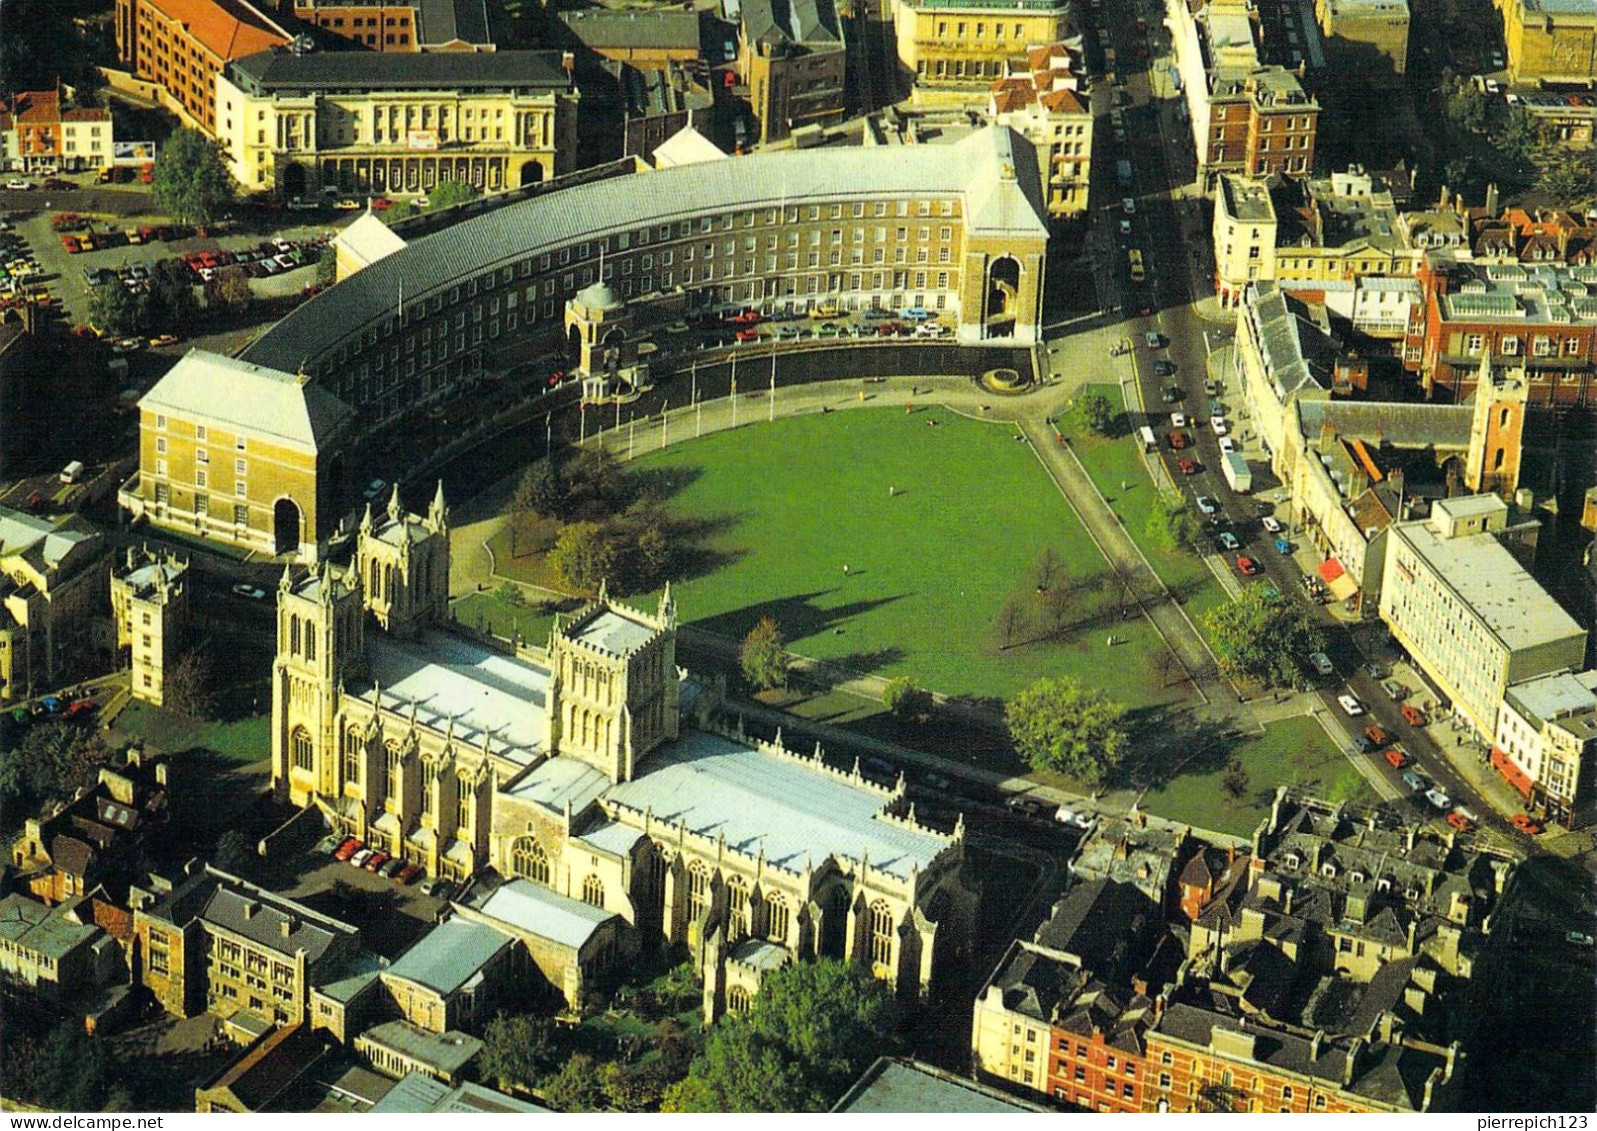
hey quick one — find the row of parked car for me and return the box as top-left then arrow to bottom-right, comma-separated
321,834 -> 456,898
9,689 -> 97,726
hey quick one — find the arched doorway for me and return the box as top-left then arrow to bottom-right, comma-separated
818,885 -> 850,959
519,160 -> 544,188
567,323 -> 583,362
282,162 -> 307,199
273,498 -> 301,557
985,255 -> 1021,337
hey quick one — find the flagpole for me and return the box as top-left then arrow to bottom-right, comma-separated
769,344 -> 776,423
730,354 -> 738,430
661,399 -> 669,450
579,401 -> 586,445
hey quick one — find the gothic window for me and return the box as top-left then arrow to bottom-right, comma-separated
727,985 -> 752,1013
291,726 -> 313,771
342,730 -> 362,783
869,900 -> 894,968
582,874 -> 605,908
385,745 -> 401,801
305,627 -> 316,662
512,837 -> 549,884
726,878 -> 749,941
290,615 -> 301,655
456,775 -> 472,830
369,559 -> 381,599
687,862 -> 710,920
765,895 -> 790,944
423,763 -> 440,816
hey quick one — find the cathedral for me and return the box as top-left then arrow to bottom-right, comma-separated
271,487 -> 978,1002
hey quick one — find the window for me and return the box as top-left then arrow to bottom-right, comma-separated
195,425 -> 207,441
342,730 -> 362,783
727,985 -> 752,1012
766,895 -> 789,942
457,775 -> 472,829
582,874 -> 605,908
869,900 -> 893,967
512,837 -> 549,884
291,726 -> 313,772
687,863 -> 710,920
727,878 -> 749,940
385,745 -> 401,801
195,467 -> 207,489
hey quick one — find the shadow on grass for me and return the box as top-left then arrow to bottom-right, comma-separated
1113,705 -> 1237,792
822,645 -> 908,680
692,589 -> 912,648
628,464 -> 705,507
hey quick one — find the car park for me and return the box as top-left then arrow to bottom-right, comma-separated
1511,813 -> 1542,835
1424,788 -> 1451,810
1337,694 -> 1365,716
1195,495 -> 1218,516
1309,652 -> 1334,676
1216,531 -> 1240,551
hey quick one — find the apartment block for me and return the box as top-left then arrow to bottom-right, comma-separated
1409,259 -> 1597,405
1,91 -> 114,173
1214,174 -> 1277,307
987,44 -> 1093,218
215,50 -> 577,197
1497,0 -> 1597,84
1380,494 -> 1588,739
291,0 -> 493,53
893,0 -> 1074,106
1493,669 -> 1597,824
114,0 -> 293,134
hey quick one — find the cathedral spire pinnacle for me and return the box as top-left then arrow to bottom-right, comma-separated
428,479 -> 448,532
387,482 -> 403,524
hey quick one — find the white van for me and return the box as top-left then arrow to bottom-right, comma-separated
60,460 -> 85,484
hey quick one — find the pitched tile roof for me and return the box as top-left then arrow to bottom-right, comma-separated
141,0 -> 290,61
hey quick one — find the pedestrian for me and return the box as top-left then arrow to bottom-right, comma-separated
889,485 -> 896,497
843,564 -> 851,575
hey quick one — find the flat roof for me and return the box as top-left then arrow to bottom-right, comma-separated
1504,669 -> 1597,736
1221,174 -> 1275,224
357,1021 -> 483,1076
369,1071 -> 546,1114
229,49 -> 565,94
1395,520 -> 1587,654
568,608 -> 658,656
833,1058 -> 1048,1113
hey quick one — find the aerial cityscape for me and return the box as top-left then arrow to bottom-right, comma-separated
0,0 -> 1593,1114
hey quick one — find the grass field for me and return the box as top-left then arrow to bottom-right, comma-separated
452,588 -> 559,645
624,406 -> 1194,709
1061,383 -> 1230,628
1135,714 -> 1374,837
116,700 -> 270,764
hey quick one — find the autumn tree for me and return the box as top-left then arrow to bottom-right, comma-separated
739,616 -> 788,691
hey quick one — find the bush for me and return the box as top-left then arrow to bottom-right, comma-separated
739,617 -> 788,691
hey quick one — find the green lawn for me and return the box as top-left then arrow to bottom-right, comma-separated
1061,384 -> 1230,628
116,700 -> 270,764
627,407 -> 1194,709
451,589 -> 558,647
1135,714 -> 1374,837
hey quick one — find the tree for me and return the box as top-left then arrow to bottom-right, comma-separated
543,1053 -> 606,1112
664,959 -> 894,1113
164,650 -> 218,721
1004,677 -> 1129,785
995,594 -> 1029,650
739,616 -> 788,691
512,460 -> 569,519
480,1012 -> 560,1093
882,676 -> 932,723
0,723 -> 111,815
1145,492 -> 1202,554
88,280 -> 144,337
206,266 -> 252,314
146,258 -> 198,331
564,447 -> 629,520
1033,546 -> 1062,591
13,1022 -> 114,1111
600,1060 -> 673,1112
549,521 -> 617,594
1536,146 -> 1597,208
1222,758 -> 1250,801
213,829 -> 256,875
151,128 -> 236,225
1203,586 -> 1325,690
630,521 -> 672,590
1076,390 -> 1116,437
426,179 -> 480,212
315,246 -> 336,287
379,200 -> 420,227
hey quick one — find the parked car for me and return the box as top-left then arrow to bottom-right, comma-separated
1210,415 -> 1229,437
1055,806 -> 1095,829
1274,537 -> 1292,555
334,838 -> 363,861
1167,430 -> 1190,450
378,857 -> 405,878
1144,331 -> 1164,348
62,699 -> 96,722
1236,555 -> 1259,576
1363,724 -> 1389,747
1510,813 -> 1542,835
1171,411 -> 1187,427
1195,495 -> 1218,516
1381,679 -> 1409,700
1446,809 -> 1472,832
1384,747 -> 1408,769
4,179 -> 34,191
1216,531 -> 1240,552
420,878 -> 454,900
1567,931 -> 1595,947
1309,652 -> 1334,676
363,850 -> 389,872
231,583 -> 266,600
1424,788 -> 1451,811
1261,516 -> 1283,535
349,848 -> 374,868
1178,457 -> 1198,475
1401,703 -> 1429,727
1122,197 -> 1136,214
1152,360 -> 1176,377
1401,770 -> 1426,791
1337,694 -> 1365,716
396,862 -> 422,884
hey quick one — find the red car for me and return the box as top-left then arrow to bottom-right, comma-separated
1383,747 -> 1407,769
371,197 -> 394,211
1401,703 -> 1428,727
396,862 -> 422,884
1446,811 -> 1473,833
545,369 -> 568,387
62,699 -> 96,722
735,326 -> 760,342
1167,431 -> 1190,450
364,850 -> 389,872
1511,813 -> 1542,835
1236,556 -> 1259,576
1178,457 -> 1198,475
333,838 -> 363,861
1364,724 -> 1389,747
728,309 -> 763,325
61,235 -> 81,253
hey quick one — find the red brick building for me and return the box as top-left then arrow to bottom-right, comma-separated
1408,258 -> 1596,406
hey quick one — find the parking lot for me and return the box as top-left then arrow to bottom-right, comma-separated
276,835 -> 453,961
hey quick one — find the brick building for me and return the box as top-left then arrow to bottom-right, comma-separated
2,91 -> 114,174
290,0 -> 493,53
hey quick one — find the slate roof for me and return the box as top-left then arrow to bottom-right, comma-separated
0,507 -> 101,573
833,1058 -> 1049,1113
471,879 -> 616,950
1296,400 -> 1473,450
417,0 -> 491,46
228,50 -> 565,94
1034,879 -> 1162,977
241,127 -> 1047,373
559,8 -> 702,51
0,893 -> 101,960
383,917 -> 511,996
357,1021 -> 483,1077
740,0 -> 841,46
139,350 -> 352,455
602,730 -> 950,881
203,883 -> 351,965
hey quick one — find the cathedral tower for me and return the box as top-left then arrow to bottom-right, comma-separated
272,561 -> 365,805
355,482 -> 450,639
1464,354 -> 1529,501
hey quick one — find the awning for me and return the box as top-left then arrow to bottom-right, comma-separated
1318,558 -> 1358,601
1490,747 -> 1535,799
